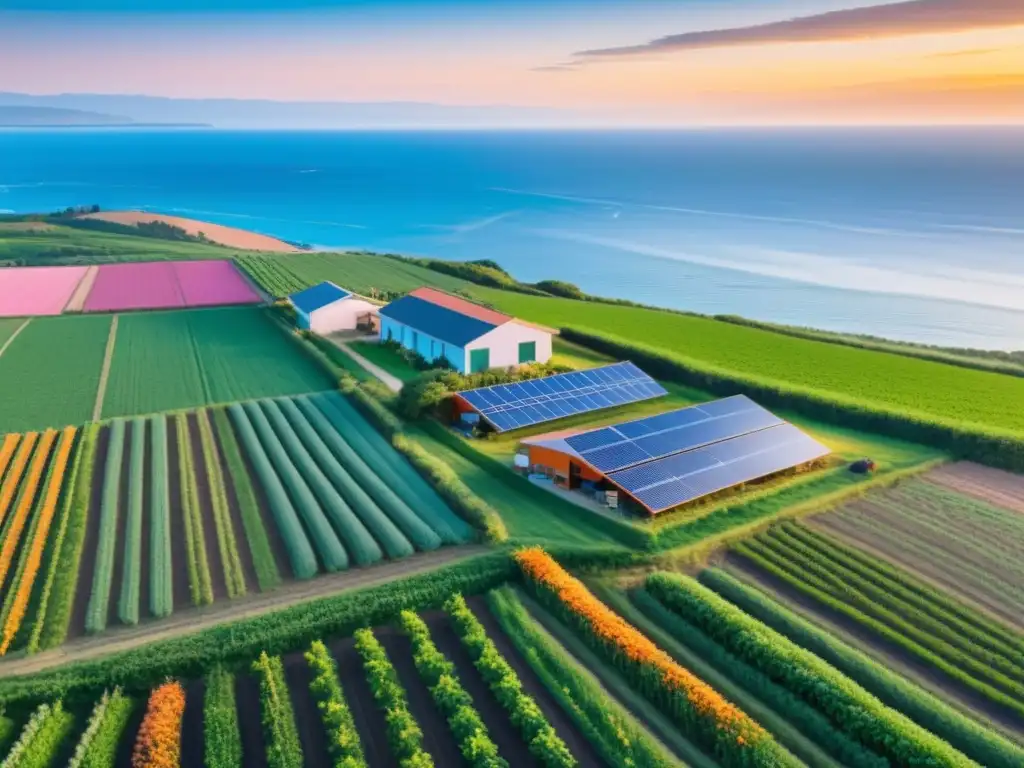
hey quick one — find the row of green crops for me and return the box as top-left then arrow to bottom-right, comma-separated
204,667 -> 242,768
699,568 -> 1024,768
304,641 -> 367,768
234,255 -> 306,297
353,628 -> 435,767
117,418 -> 145,626
198,410 -> 246,599
68,688 -> 135,768
733,528 -> 1024,719
644,571 -> 978,768
149,417 -> 172,619
85,419 -> 125,634
445,594 -> 576,768
176,413 -> 214,607
1,701 -> 74,768
253,652 -> 303,768
399,610 -> 507,768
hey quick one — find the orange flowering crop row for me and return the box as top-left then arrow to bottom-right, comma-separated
0,429 -> 57,592
0,433 -> 21,482
514,547 -> 771,756
0,431 -> 38,528
133,680 -> 186,768
0,426 -> 77,655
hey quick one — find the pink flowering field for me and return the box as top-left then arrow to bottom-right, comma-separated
82,259 -> 260,312
0,266 -> 88,317
175,260 -> 261,306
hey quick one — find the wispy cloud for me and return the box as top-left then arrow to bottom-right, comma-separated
575,0 -> 1024,58
531,63 -> 580,73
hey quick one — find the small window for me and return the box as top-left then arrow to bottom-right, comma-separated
518,340 -> 537,364
470,348 -> 490,373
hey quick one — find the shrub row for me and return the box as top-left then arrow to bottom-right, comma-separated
353,628 -> 434,768
645,571 -> 977,768
0,432 -> 37,526
149,418 -> 172,619
198,410 -> 247,599
32,424 -> 97,651
513,547 -> 787,767
132,681 -> 186,768
445,594 -> 576,768
211,408 -> 281,591
228,403 -> 318,580
86,421 -> 125,634
700,567 -> 1024,768
0,552 -> 513,706
76,689 -> 134,768
304,640 -> 367,768
118,418 -> 146,626
399,610 -> 507,768
1,700 -> 73,768
204,667 -> 242,768
253,653 -> 303,768
485,586 -> 677,768
0,427 -> 76,655
561,327 -> 1024,472
175,414 -> 214,606
0,430 -> 57,592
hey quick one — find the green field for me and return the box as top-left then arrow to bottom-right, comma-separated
468,288 -> 1024,436
100,307 -> 336,417
348,340 -> 421,383
237,251 -> 470,298
0,222 -> 233,266
0,315 -> 112,432
0,318 -> 25,347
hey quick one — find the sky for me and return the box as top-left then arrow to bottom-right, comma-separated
1,0 -> 1022,125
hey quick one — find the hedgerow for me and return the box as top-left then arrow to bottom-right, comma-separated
645,571 -> 978,768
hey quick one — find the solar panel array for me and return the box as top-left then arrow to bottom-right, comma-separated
562,395 -> 829,513
457,362 -> 667,433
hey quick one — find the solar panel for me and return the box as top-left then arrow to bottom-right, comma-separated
606,423 -> 829,512
565,395 -> 783,473
458,362 -> 667,433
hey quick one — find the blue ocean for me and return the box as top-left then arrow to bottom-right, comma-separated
2,128 -> 1022,350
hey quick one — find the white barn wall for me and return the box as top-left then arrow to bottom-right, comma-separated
309,297 -> 377,334
466,321 -> 552,369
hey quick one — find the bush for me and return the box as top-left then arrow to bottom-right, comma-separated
445,594 -> 577,768
304,641 -> 367,768
533,281 -> 586,300
132,681 -> 186,768
645,571 -> 977,768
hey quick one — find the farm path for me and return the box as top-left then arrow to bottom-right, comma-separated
0,317 -> 30,359
332,338 -> 403,393
92,313 -> 119,421
0,545 -> 489,677
63,265 -> 99,312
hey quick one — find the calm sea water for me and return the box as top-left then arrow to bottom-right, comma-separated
2,128 -> 1023,350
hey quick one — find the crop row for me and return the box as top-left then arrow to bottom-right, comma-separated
254,652 -> 304,768
234,255 -> 307,297
733,536 -> 1024,720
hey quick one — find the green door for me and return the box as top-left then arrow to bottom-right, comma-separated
518,341 -> 536,364
469,348 -> 490,373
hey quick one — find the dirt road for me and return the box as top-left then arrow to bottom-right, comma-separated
1,545 -> 489,678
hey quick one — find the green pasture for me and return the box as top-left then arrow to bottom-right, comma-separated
349,340 -> 421,383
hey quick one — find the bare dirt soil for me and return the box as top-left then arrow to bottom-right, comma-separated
283,650 -> 332,768
925,462 -> 1024,515
466,595 -> 608,767
425,610 -> 542,768
0,546 -> 488,678
69,425 -> 110,639
167,419 -> 193,612
235,668 -> 270,768
186,412 -> 228,601
723,555 -> 1024,738
181,678 -> 206,768
114,694 -> 145,768
81,211 -> 300,252
330,636 -> 394,768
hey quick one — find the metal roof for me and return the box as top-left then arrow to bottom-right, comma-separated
409,287 -> 512,325
289,282 -> 351,315
379,294 -> 499,347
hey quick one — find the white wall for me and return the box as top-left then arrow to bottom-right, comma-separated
310,298 -> 378,334
465,321 -> 552,369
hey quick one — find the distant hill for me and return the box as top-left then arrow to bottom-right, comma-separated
0,105 -> 133,126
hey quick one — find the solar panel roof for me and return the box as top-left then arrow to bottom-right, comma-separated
565,395 -> 784,473
457,361 -> 667,433
610,423 -> 829,512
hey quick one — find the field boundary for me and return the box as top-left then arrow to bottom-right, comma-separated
63,265 -> 99,313
0,318 -> 31,360
92,314 -> 119,422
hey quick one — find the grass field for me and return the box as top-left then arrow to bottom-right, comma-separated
99,307 -> 336,418
0,318 -> 24,347
237,252 -> 470,298
729,521 -> 1024,732
0,222 -> 232,266
467,288 -> 1024,437
348,340 -> 421,383
0,315 -> 112,433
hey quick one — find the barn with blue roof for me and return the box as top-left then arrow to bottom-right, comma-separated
288,281 -> 377,334
378,287 -> 555,373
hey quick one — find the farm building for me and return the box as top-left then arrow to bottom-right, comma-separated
452,361 -> 667,433
378,287 -> 554,373
288,281 -> 377,333
521,395 -> 830,515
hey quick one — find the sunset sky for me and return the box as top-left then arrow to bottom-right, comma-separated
1,0 -> 1022,124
